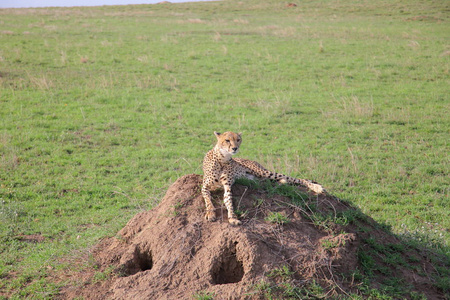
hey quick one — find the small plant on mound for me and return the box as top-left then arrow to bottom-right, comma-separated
320,237 -> 343,250
234,208 -> 249,219
265,212 -> 290,225
267,265 -> 294,280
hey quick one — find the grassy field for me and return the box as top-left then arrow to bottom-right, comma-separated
0,0 -> 448,298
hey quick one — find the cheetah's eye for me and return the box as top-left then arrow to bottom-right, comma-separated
237,139 -> 241,142
225,139 -> 230,143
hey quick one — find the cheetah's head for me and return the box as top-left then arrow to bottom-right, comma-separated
214,131 -> 242,157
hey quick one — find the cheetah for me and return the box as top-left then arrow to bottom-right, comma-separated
201,131 -> 325,226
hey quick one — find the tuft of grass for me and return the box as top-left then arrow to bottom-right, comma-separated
266,265 -> 293,280
192,291 -> 215,300
321,237 -> 343,250
265,212 -> 290,225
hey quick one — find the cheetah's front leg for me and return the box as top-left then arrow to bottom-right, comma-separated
201,185 -> 216,222
221,180 -> 242,226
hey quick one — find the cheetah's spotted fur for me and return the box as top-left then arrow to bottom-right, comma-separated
202,131 -> 325,225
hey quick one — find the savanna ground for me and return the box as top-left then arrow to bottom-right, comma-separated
0,0 -> 448,298
58,174 -> 448,299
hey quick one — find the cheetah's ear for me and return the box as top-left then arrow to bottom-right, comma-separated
238,132 -> 242,136
214,131 -> 221,138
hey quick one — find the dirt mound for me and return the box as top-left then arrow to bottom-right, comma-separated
59,174 -> 445,299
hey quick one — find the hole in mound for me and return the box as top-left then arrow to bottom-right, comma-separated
122,245 -> 153,276
212,243 -> 244,285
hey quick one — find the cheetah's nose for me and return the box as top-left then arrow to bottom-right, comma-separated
232,147 -> 238,151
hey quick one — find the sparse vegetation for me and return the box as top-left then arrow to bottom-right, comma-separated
0,0 -> 448,298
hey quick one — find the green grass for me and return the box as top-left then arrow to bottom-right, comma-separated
0,0 -> 448,297
192,291 -> 215,300
253,267 -> 326,299
265,211 -> 290,225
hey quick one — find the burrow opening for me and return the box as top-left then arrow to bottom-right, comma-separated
212,243 -> 244,285
122,245 -> 153,276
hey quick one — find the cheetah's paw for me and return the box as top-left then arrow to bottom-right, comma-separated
205,210 -> 216,222
228,218 -> 242,226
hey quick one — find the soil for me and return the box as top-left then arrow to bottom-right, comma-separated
58,174 -> 446,299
